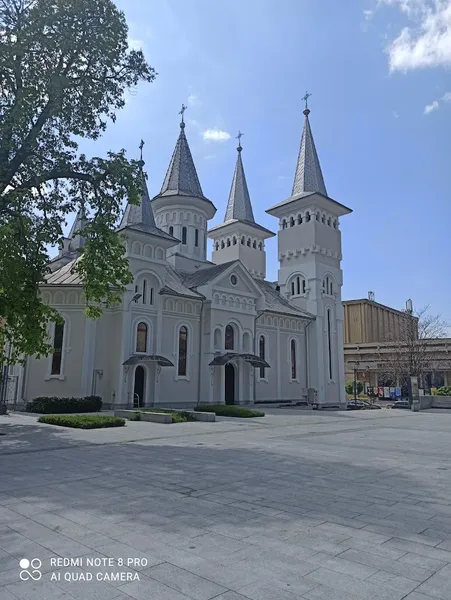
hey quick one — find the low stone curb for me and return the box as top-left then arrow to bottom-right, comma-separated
113,409 -> 215,423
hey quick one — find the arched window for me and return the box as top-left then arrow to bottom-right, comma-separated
333,220 -> 337,229
290,339 -> 297,380
136,322 -> 148,353
142,279 -> 147,304
297,214 -> 302,225
227,238 -> 231,247
221,240 -> 225,249
327,217 -> 331,227
51,321 -> 65,375
225,324 -> 234,350
252,240 -> 256,248
316,212 -> 320,221
215,242 -> 219,251
258,241 -> 263,250
247,238 -> 251,247
327,309 -> 333,380
322,214 -> 326,224
282,219 -> 287,230
149,287 -> 154,305
241,236 -> 245,245
291,281 -> 295,296
214,328 -> 222,349
233,236 -> 237,245
259,335 -> 266,379
178,326 -> 188,376
290,216 -> 295,227
302,279 -> 306,294
169,226 -> 174,236
181,226 -> 187,244
305,212 -> 311,222
322,276 -> 333,296
195,228 -> 199,247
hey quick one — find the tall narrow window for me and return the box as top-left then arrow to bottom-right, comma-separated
259,335 -> 266,379
306,212 -> 311,222
227,238 -> 231,247
296,277 -> 300,295
327,309 -> 333,379
142,279 -> 147,304
241,236 -> 245,245
282,219 -> 287,229
233,236 -> 237,245
247,238 -> 251,247
225,324 -> 234,350
136,322 -> 148,353
169,226 -> 174,236
290,217 -> 295,227
51,322 -> 65,375
298,214 -> 302,224
149,288 -> 154,305
252,240 -> 257,248
178,326 -> 188,376
291,281 -> 295,296
302,279 -> 306,294
195,228 -> 199,247
290,339 -> 297,380
181,226 -> 187,244
215,242 -> 219,251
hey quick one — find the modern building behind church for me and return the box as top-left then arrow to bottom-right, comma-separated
11,103 -> 353,410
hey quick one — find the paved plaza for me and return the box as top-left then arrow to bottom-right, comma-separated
2,409 -> 451,600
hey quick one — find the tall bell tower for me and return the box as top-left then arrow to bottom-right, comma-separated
266,95 -> 352,408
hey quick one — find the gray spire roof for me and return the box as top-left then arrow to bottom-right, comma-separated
224,145 -> 255,223
119,172 -> 177,241
292,109 -> 327,197
159,122 -> 204,199
68,208 -> 86,252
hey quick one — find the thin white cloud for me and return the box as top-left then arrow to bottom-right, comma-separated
202,129 -> 231,142
127,36 -> 145,51
203,154 -> 216,160
379,0 -> 451,72
443,91 -> 451,101
424,100 -> 440,113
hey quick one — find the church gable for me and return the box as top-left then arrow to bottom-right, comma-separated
214,268 -> 258,295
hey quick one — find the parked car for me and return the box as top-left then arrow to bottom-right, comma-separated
388,400 -> 410,409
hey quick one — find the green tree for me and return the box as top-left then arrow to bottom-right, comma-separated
0,0 -> 155,365
345,380 -> 363,396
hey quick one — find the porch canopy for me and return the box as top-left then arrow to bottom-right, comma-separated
209,353 -> 270,369
122,355 -> 174,367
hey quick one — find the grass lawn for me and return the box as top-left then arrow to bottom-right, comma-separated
140,409 -> 196,423
38,414 -> 126,429
195,405 -> 265,418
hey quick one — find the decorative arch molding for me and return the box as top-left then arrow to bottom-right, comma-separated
286,271 -> 308,298
53,291 -> 65,305
155,247 -> 165,260
143,244 -> 153,258
67,292 -> 78,305
45,311 -> 71,381
322,272 -> 337,298
131,316 -> 154,355
131,241 -> 142,255
173,320 -> 194,380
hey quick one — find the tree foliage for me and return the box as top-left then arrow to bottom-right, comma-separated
345,380 -> 363,396
0,0 -> 155,363
378,306 -> 450,389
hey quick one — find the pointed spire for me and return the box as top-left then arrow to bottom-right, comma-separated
159,105 -> 204,199
68,207 -> 87,252
224,132 -> 255,223
119,142 -> 175,241
292,94 -> 328,197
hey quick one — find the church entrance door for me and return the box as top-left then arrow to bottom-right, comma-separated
133,366 -> 145,408
225,363 -> 236,405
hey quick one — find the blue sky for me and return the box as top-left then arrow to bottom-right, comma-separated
74,0 -> 451,321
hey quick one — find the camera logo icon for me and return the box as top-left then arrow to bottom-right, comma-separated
19,558 -> 42,581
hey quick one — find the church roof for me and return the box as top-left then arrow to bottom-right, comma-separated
292,108 -> 327,197
118,171 -> 177,241
45,257 -> 82,285
178,261 -> 236,288
67,208 -> 87,252
254,279 -> 315,319
224,143 -> 254,222
158,120 -> 205,200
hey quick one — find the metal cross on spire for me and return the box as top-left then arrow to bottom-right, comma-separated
179,103 -> 187,126
302,91 -> 312,110
139,139 -> 145,163
236,130 -> 244,152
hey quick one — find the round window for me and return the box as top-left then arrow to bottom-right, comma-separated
230,274 -> 238,286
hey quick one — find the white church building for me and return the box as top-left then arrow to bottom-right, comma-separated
16,103 -> 352,410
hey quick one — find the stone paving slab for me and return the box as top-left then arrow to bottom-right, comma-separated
2,409 -> 451,599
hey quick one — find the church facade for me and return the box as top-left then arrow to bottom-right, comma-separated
16,104 -> 352,410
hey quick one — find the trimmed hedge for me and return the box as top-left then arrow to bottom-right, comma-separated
141,409 -> 196,423
436,386 -> 451,397
195,405 -> 265,418
26,396 -> 102,414
38,414 -> 125,429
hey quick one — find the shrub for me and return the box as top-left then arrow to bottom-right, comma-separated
26,396 -> 102,414
195,405 -> 265,418
345,381 -> 363,395
141,409 -> 196,423
38,415 -> 125,429
436,386 -> 451,397
128,411 -> 141,421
